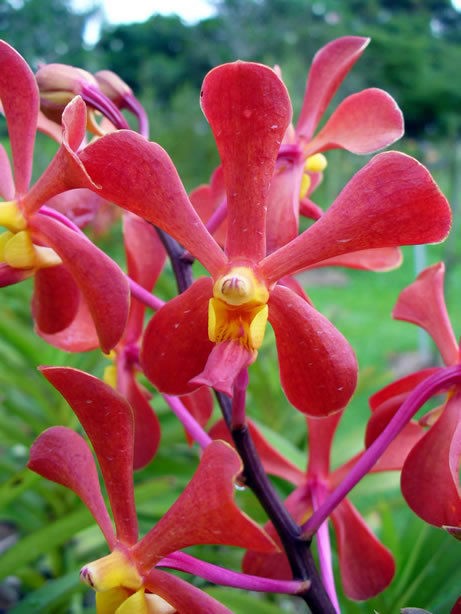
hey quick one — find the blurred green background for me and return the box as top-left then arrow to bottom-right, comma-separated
1,0 -> 461,612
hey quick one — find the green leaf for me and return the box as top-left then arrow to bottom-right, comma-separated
9,569 -> 85,613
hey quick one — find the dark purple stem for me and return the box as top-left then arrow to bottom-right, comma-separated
161,229 -> 335,613
303,365 -> 461,536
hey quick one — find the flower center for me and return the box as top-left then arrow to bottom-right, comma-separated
208,266 -> 269,350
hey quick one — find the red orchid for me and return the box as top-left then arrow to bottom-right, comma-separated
103,213 -> 213,468
211,410 -> 422,601
191,37 -> 405,275
28,367 -> 277,613
266,36 -> 404,255
366,262 -> 461,528
0,40 -> 129,353
77,60 -> 450,417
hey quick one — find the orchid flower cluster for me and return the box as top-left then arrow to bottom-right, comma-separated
1,34 -> 459,613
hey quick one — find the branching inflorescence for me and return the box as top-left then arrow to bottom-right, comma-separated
0,34 -> 459,613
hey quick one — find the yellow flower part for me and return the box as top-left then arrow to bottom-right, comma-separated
208,266 -> 269,351
103,350 -> 118,389
0,201 -> 61,270
305,153 -> 327,173
299,153 -> 328,200
80,548 -> 142,593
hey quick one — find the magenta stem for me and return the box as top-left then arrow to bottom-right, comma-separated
81,84 -> 130,130
158,551 -> 309,594
205,198 -> 227,235
310,482 -> 340,613
302,366 -> 461,536
162,394 -> 212,450
123,94 -> 150,138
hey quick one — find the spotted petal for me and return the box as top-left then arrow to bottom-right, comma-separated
331,498 -> 395,599
40,367 -> 138,545
78,131 -> 226,276
200,61 -> 292,262
0,40 -> 39,195
30,214 -> 129,353
132,440 -> 276,569
261,152 -> 452,283
401,393 -> 461,527
268,284 -> 357,416
392,262 -> 458,366
305,89 -> 403,156
141,278 -> 214,395
296,36 -> 369,140
28,426 -> 116,548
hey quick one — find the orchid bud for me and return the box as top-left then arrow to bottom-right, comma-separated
95,70 -> 133,108
36,63 -> 97,124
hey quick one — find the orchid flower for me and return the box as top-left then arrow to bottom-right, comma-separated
366,262 -> 461,528
267,36 -> 404,254
211,410 -> 422,602
0,40 -> 129,353
77,60 -> 451,417
28,367 -> 281,613
191,37 -> 405,274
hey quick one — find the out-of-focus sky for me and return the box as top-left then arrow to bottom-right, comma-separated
73,0 -> 216,43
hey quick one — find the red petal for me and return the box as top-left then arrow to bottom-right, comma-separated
296,36 -> 370,140
268,285 -> 357,416
144,568 -> 232,614
30,214 -> 129,353
310,246 -> 402,272
119,367 -> 160,471
265,158 -> 302,254
0,144 -> 15,200
393,263 -> 458,366
78,131 -> 226,276
200,61 -> 292,261
261,152 -> 452,283
123,213 -> 166,342
307,414 -> 342,478
32,265 -> 80,334
28,426 -> 116,548
35,297 -> 100,352
141,278 -> 214,395
331,499 -> 395,599
401,393 -> 461,527
23,97 -> 98,215
0,40 -> 39,195
368,367 -> 441,414
40,367 -> 138,545
132,440 -> 276,568
189,165 -> 227,247
306,89 -> 403,155
191,340 -> 255,397
209,418 -> 304,486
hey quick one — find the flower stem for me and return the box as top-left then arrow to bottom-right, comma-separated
302,365 -> 461,536
159,551 -> 309,594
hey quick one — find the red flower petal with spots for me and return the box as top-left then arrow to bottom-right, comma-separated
268,284 -> 357,416
28,426 -> 116,548
40,367 -> 138,545
141,278 -> 214,395
201,61 -> 292,261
